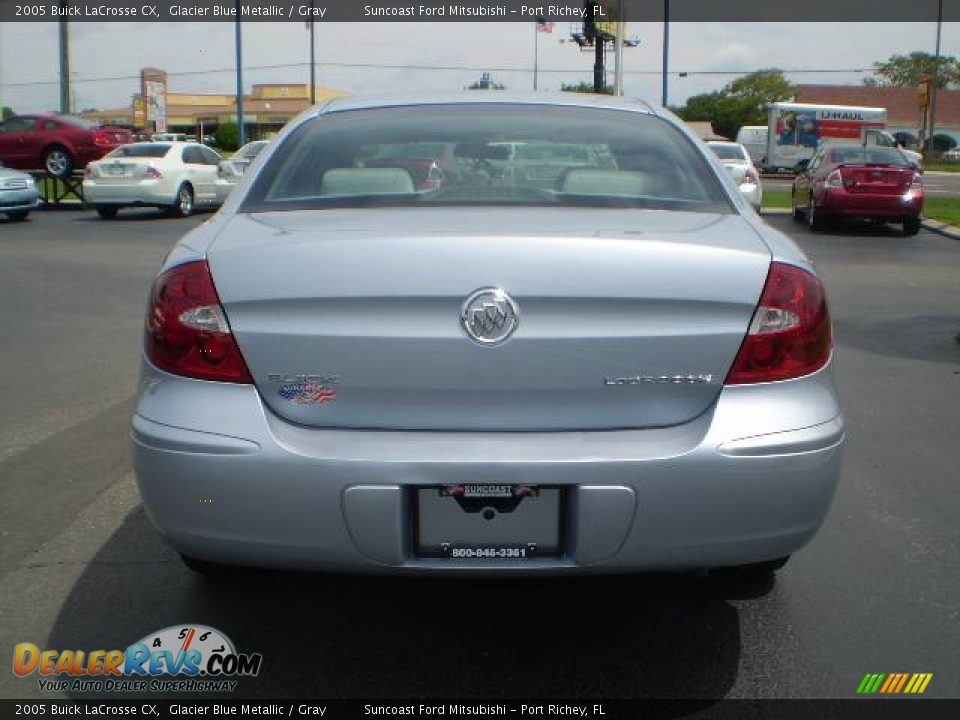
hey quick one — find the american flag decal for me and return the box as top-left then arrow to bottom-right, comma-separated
277,383 -> 336,404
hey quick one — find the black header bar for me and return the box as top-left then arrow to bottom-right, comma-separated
0,0 -> 957,23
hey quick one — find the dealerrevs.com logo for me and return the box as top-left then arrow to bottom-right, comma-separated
13,625 -> 262,693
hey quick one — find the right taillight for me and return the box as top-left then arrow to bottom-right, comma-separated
725,262 -> 832,385
824,169 -> 844,189
145,166 -> 163,179
144,260 -> 253,384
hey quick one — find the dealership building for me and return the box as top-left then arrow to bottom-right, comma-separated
81,68 -> 350,138
793,84 -> 960,148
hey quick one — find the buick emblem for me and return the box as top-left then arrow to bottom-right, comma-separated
460,288 -> 520,346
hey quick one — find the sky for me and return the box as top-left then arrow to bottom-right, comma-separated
0,21 -> 957,113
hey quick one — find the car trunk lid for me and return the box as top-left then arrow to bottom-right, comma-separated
840,164 -> 913,195
207,207 -> 771,431
90,157 -> 158,183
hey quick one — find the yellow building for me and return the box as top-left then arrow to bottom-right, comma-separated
82,75 -> 350,138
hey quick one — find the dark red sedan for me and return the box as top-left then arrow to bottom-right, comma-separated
791,145 -> 924,235
0,114 -> 133,178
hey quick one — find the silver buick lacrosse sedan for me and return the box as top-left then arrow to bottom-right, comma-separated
133,94 -> 843,578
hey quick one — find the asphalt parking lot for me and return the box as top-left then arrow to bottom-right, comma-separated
0,208 -> 958,702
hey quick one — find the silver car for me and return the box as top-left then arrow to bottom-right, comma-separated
133,95 -> 843,578
0,162 -> 40,221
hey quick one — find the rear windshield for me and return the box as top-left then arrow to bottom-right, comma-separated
242,104 -> 732,213
828,147 -> 910,166
238,141 -> 268,159
710,144 -> 748,161
107,144 -> 171,159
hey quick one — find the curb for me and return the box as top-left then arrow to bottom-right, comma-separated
921,219 -> 960,240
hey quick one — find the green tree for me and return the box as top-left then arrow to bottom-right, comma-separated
561,81 -> 614,95
675,70 -> 793,139
1,107 -> 14,121
214,122 -> 241,152
868,52 -> 960,89
725,69 -> 794,116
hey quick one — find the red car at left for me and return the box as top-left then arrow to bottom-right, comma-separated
0,114 -> 133,178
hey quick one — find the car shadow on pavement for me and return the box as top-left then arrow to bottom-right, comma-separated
72,209 -> 214,222
834,314 -> 960,364
793,217 -> 914,238
48,506 -> 743,705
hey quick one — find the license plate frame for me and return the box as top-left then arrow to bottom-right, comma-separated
414,485 -> 564,559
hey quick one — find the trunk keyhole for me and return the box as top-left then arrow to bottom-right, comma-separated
482,508 -> 496,521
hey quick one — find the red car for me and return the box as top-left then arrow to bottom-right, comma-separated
791,145 -> 923,235
0,114 -> 133,178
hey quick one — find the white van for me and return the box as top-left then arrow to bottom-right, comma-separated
735,126 -> 768,165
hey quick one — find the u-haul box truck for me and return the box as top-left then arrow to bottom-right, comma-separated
764,102 -> 892,172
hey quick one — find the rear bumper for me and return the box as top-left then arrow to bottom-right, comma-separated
819,188 -> 922,217
83,178 -> 177,206
215,178 -> 238,204
133,360 -> 844,574
739,182 -> 762,210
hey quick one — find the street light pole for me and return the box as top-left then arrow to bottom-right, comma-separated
661,0 -> 670,106
927,0 -> 943,153
533,21 -> 538,91
614,1 -> 625,95
235,1 -> 244,145
59,17 -> 71,114
309,0 -> 316,105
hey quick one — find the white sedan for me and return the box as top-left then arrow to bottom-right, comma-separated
707,141 -> 763,211
83,142 -> 223,219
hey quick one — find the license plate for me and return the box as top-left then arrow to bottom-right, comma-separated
416,485 -> 562,559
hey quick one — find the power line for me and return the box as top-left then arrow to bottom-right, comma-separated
0,61 -> 874,89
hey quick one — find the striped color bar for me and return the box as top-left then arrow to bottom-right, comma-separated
857,673 -> 933,694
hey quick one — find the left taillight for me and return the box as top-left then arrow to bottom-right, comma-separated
145,166 -> 163,179
93,131 -> 111,146
144,260 -> 253,384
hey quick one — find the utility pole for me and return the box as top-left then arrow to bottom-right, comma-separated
927,0 -> 943,153
613,1 -> 625,95
661,0 -> 670,106
309,0 -> 316,104
585,1 -> 604,93
235,0 -> 244,145
533,21 -> 539,90
59,17 -> 71,113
